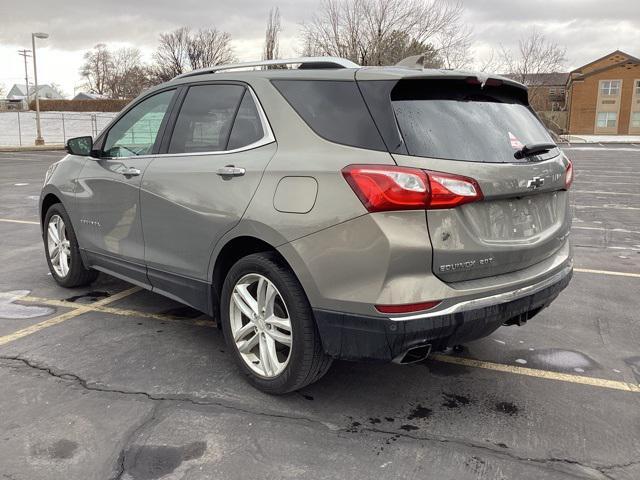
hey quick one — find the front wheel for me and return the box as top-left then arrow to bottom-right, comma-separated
220,252 -> 332,394
43,203 -> 98,287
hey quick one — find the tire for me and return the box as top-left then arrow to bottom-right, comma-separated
43,203 -> 98,288
220,252 -> 332,394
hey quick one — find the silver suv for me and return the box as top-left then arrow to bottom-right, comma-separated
40,57 -> 573,393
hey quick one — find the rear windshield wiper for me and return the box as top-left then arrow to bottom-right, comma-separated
514,143 -> 556,160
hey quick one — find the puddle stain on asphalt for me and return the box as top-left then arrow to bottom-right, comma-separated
122,441 -> 207,480
511,348 -> 600,373
64,291 -> 110,304
0,290 -> 55,319
624,356 -> 640,383
494,401 -> 520,416
30,439 -> 78,460
441,393 -> 471,409
407,404 -> 433,420
161,306 -> 203,319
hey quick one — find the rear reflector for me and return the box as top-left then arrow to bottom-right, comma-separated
342,165 -> 483,212
565,160 -> 573,189
375,300 -> 441,314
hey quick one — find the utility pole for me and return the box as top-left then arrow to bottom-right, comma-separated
32,32 -> 49,146
17,49 -> 32,102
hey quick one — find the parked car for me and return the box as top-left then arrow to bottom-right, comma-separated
40,57 -> 573,393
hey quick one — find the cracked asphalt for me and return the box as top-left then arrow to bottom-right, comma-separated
0,148 -> 639,480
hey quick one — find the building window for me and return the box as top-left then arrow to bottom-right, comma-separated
631,112 -> 640,128
636,80 -> 640,96
549,87 -> 556,95
559,87 -> 565,96
600,80 -> 621,96
596,111 -> 617,128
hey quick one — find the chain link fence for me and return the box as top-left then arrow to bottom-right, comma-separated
0,111 -> 118,147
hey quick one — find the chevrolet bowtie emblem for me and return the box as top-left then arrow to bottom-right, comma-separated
527,176 -> 545,189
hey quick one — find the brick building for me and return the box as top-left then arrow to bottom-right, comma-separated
566,50 -> 640,135
517,73 -> 569,113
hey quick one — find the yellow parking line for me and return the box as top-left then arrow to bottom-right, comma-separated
574,268 -> 640,279
431,354 -> 640,393
0,288 -> 213,331
0,218 -> 39,225
0,287 -> 140,346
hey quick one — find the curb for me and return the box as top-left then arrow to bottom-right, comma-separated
0,145 -> 65,152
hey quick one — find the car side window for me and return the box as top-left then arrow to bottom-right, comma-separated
102,90 -> 174,158
227,90 -> 265,150
168,84 -> 246,154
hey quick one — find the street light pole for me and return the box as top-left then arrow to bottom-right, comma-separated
31,32 -> 48,146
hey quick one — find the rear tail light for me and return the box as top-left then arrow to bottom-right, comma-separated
375,300 -> 441,314
565,160 -> 573,189
342,165 -> 483,212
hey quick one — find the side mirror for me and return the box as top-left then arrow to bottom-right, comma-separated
66,136 -> 93,156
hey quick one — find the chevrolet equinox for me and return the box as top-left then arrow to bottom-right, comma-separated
40,57 -> 573,393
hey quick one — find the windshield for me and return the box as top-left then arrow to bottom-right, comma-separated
391,80 -> 557,163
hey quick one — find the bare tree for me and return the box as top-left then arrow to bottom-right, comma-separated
80,44 -> 113,95
500,29 -> 566,105
152,27 -> 235,82
300,0 -> 471,67
263,7 -> 282,61
108,48 -> 152,99
188,28 -> 236,70
0,83 -> 6,98
152,27 -> 191,82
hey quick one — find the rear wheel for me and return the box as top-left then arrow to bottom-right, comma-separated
220,252 -> 332,394
44,203 -> 98,287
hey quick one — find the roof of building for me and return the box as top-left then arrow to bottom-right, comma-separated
7,84 -> 63,100
571,50 -> 640,74
504,72 -> 569,86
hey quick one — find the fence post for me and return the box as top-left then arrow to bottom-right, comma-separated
61,113 -> 66,143
17,111 -> 22,147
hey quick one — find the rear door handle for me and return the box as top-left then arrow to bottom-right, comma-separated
123,167 -> 141,177
216,166 -> 246,177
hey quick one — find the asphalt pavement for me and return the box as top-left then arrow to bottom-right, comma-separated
0,148 -> 638,480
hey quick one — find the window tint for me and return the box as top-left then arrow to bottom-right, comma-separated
168,84 -> 245,154
272,80 -> 385,151
390,79 -> 556,163
103,90 -> 174,158
227,91 -> 265,150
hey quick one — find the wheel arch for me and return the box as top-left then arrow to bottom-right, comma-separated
210,234 -> 320,323
40,190 -> 64,231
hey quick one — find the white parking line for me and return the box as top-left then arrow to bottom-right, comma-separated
0,218 -> 39,225
573,190 -> 640,197
574,205 -> 640,211
574,268 -> 640,279
573,226 -> 640,235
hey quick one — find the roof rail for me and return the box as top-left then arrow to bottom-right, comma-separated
174,57 -> 360,79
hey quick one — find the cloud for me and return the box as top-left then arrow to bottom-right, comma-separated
1,0 -> 638,94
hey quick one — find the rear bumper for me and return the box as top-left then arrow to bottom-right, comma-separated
313,265 -> 572,362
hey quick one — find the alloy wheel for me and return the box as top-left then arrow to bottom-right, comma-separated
47,214 -> 71,277
229,273 -> 293,378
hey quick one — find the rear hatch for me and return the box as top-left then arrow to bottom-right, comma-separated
358,74 -> 571,283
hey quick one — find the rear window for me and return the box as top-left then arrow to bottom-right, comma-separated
272,80 -> 386,151
391,80 -> 557,163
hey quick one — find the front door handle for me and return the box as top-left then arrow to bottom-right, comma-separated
216,165 -> 246,177
123,166 -> 141,177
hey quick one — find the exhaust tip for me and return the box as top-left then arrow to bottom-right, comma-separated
393,344 -> 432,364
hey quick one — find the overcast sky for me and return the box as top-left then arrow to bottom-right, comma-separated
1,0 -> 638,97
